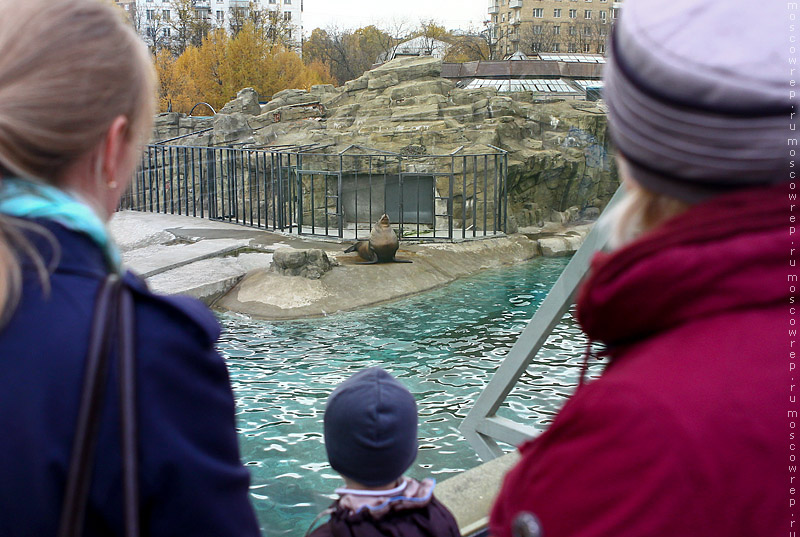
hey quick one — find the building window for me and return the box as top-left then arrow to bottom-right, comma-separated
285,0 -> 292,4
568,43 -> 577,52
216,10 -> 224,20
585,9 -> 592,18
600,10 -> 607,21
163,27 -> 170,36
569,9 -> 577,18
583,43 -> 591,53
217,0 -> 223,3
552,43 -> 560,52
146,9 -> 154,20
598,43 -> 606,53
501,14 -> 506,21
284,11 -> 292,19
569,25 -> 577,35
612,7 -> 619,18
533,25 -> 543,34
599,26 -> 608,36
533,8 -> 543,17
554,8 -> 561,17
600,0 -> 607,2
162,9 -> 170,20
583,26 -> 592,35
553,25 -> 561,34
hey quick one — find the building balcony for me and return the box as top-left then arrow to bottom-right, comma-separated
509,0 -> 523,8
229,0 -> 249,6
510,33 -> 520,42
193,1 -> 211,9
511,18 -> 521,26
488,2 -> 499,14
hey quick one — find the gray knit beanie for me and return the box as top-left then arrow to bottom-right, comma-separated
324,367 -> 418,487
604,0 -> 793,202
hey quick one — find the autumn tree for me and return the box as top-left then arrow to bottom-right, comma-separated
228,1 -> 295,49
166,0 -> 211,54
444,29 -> 492,62
303,25 -> 397,85
157,22 -> 333,114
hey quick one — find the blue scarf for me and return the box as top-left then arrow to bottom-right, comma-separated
0,177 -> 121,271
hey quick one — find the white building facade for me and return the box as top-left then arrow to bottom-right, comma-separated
117,0 -> 304,49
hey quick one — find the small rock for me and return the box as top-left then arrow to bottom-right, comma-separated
271,248 -> 338,279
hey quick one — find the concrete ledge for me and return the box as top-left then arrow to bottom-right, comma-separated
436,451 -> 519,535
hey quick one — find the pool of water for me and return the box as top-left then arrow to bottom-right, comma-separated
218,257 -> 602,536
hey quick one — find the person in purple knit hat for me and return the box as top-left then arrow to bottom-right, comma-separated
490,0 -> 793,536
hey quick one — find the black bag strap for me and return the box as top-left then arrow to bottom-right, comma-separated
58,274 -> 139,537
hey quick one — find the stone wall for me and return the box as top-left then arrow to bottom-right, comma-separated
153,56 -> 619,229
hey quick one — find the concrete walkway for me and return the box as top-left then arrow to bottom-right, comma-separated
110,211 -> 592,320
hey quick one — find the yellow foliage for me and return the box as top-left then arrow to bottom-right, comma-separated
156,23 -> 335,114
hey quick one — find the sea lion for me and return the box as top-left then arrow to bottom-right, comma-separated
344,214 -> 412,264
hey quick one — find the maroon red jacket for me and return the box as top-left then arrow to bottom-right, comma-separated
491,185 -> 793,537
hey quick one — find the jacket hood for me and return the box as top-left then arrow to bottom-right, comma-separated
577,184 -> 791,346
337,477 -> 435,519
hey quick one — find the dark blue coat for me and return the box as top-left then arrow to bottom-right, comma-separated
0,219 -> 261,536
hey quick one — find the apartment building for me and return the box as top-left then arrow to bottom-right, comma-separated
116,0 -> 303,50
487,0 -> 622,57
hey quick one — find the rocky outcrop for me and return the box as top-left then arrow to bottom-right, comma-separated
219,87 -> 262,116
156,56 -> 619,226
270,248 -> 338,279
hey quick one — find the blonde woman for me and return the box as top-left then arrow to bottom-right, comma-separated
0,1 -> 260,534
490,0 -> 792,535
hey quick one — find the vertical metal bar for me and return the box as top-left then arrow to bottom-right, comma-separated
241,149 -> 247,225
398,157 -> 404,237
311,173 -> 316,235
169,146 -> 175,214
462,156 -> 468,239
366,156 -> 374,242
338,155 -> 344,238
472,156 -> 478,238
157,146 -> 164,213
354,158 -> 359,241
416,173 -> 420,238
503,153 -> 509,233
247,151 -> 253,226
493,153 -> 499,234
198,148 -> 205,219
449,157 -> 455,240
483,154 -> 488,237
324,173 -> 329,236
220,149 -> 226,220
255,152 -> 261,228
270,153 -> 276,230
338,172 -> 344,239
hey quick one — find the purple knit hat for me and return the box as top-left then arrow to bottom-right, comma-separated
604,0 -> 793,202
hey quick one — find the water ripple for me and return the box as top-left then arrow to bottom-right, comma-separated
218,257 -> 604,536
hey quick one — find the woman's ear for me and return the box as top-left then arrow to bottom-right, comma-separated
101,115 -> 130,189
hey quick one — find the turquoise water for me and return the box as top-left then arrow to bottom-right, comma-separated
218,257 -> 601,536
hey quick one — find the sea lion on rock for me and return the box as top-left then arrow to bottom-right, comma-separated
344,214 -> 412,264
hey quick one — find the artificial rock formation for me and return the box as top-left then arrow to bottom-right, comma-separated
270,248 -> 338,279
154,56 -> 618,227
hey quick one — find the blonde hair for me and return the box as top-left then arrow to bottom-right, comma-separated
0,0 -> 156,322
606,184 -> 692,250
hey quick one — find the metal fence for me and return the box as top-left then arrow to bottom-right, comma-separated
121,144 -> 509,241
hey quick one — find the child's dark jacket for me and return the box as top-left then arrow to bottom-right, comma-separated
309,478 -> 460,537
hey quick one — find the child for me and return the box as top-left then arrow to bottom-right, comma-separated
308,367 -> 461,537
